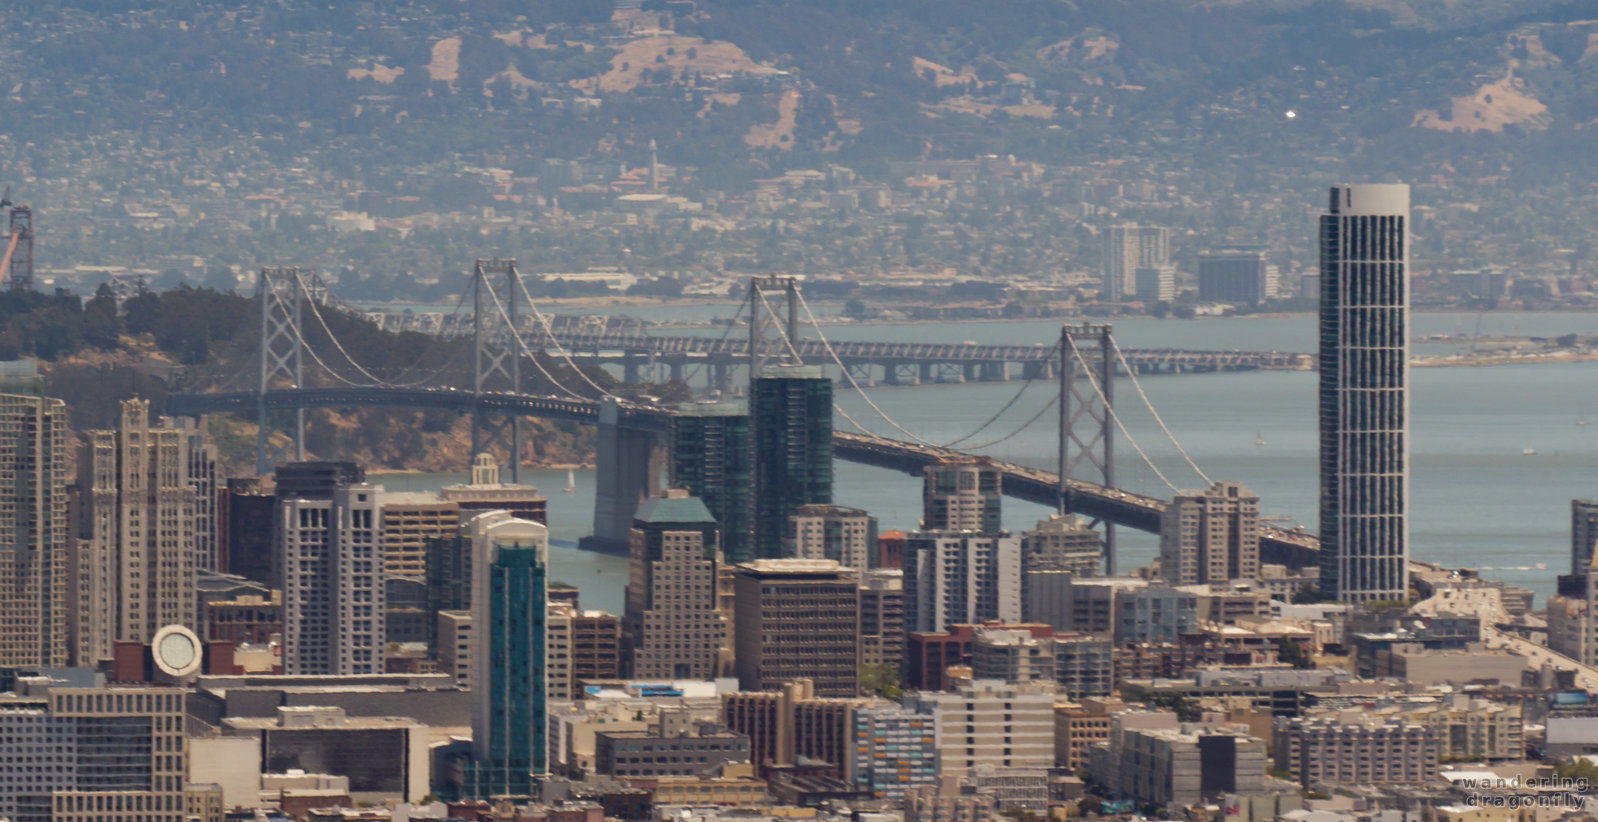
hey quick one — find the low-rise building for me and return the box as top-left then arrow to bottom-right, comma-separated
1273,712 -> 1442,787
593,710 -> 751,778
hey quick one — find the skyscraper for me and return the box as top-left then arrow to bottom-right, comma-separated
1318,183 -> 1410,603
75,399 -> 198,666
0,382 -> 68,667
277,477 -> 386,675
624,488 -> 730,679
1158,480 -> 1260,585
922,456 -> 1001,532
466,511 -> 548,798
1198,248 -> 1278,306
671,400 -> 754,563
752,364 -> 833,558
1102,224 -> 1169,301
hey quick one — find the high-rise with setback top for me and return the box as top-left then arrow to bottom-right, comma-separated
1318,183 -> 1410,603
0,378 -> 69,668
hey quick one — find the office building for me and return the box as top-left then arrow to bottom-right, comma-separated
205,592 -> 282,644
0,680 -> 189,822
0,387 -> 68,667
922,456 -> 1001,532
721,680 -> 867,778
672,400 -> 754,564
547,601 -> 575,701
1102,224 -> 1169,301
466,511 -> 549,798
904,531 -> 1022,632
380,492 -> 460,578
218,478 -> 273,584
438,610 -> 472,689
752,364 -> 833,559
1158,481 -> 1260,585
75,399 -> 198,666
858,569 -> 905,668
733,559 -> 859,697
624,489 -> 730,680
1090,712 -> 1267,806
571,608 -> 622,686
908,679 -> 1056,776
972,627 -> 1055,683
1054,697 -> 1125,770
440,453 -> 547,524
1021,514 -> 1103,578
1318,183 -> 1411,602
425,529 -> 473,656
1135,265 -> 1177,303
277,478 -> 386,675
1274,712 -> 1441,786
847,702 -> 940,799
877,529 -> 907,570
164,415 -> 220,572
595,710 -> 751,778
1198,248 -> 1278,305
906,623 -> 1056,692
1572,499 -> 1598,576
787,503 -> 876,568
905,784 -> 996,822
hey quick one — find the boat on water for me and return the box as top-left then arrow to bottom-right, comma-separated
563,467 -> 577,493
1580,415 -> 1590,427
1255,431 -> 1266,448
1523,447 -> 1537,456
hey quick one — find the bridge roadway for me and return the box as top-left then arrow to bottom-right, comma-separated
543,330 -> 1313,374
166,387 -> 1321,566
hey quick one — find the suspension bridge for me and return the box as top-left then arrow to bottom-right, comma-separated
165,262 -> 1322,569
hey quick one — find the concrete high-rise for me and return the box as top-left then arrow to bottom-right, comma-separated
380,492 -> 460,577
1102,224 -> 1169,301
671,400 -> 754,563
904,531 -> 1022,632
277,478 -> 386,675
75,399 -> 198,666
733,559 -> 860,696
1021,514 -> 1103,578
624,488 -> 730,679
787,503 -> 876,568
752,364 -> 833,559
858,568 -> 905,668
1158,481 -> 1260,585
922,456 -> 1001,532
1571,499 -> 1598,576
465,511 -> 548,798
1318,183 -> 1411,603
0,384 -> 68,667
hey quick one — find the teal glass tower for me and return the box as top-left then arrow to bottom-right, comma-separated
671,400 -> 755,564
465,511 -> 548,799
752,364 -> 833,559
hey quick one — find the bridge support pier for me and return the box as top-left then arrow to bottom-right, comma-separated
581,398 -> 664,555
979,361 -> 1009,381
1022,361 -> 1055,381
623,357 -> 643,384
936,363 -> 964,383
883,363 -> 918,386
709,362 -> 733,394
668,361 -> 684,383
845,362 -> 875,387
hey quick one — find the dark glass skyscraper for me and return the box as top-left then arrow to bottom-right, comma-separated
1317,183 -> 1410,603
464,511 -> 547,799
751,364 -> 833,559
670,400 -> 754,563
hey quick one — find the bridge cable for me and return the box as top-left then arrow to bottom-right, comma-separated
1066,340 -> 1179,493
294,275 -> 402,387
678,297 -> 748,387
478,280 -> 588,400
785,288 -> 948,448
512,273 -> 618,399
302,282 -> 474,390
939,339 -> 1062,448
1108,337 -> 1213,486
958,392 -> 1060,451
750,287 -> 902,439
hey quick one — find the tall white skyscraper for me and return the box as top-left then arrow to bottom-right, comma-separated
279,482 -> 386,674
1102,224 -> 1169,301
1317,183 -> 1410,602
76,399 -> 197,666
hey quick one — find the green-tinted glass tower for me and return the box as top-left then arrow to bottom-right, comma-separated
670,400 -> 754,563
465,511 -> 547,799
752,364 -> 833,559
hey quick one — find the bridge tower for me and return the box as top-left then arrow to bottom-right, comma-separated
473,258 -> 524,482
5,206 -> 33,291
256,267 -> 307,473
1059,323 -> 1117,573
748,275 -> 799,383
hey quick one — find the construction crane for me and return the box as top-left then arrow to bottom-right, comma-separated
0,184 -> 34,291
